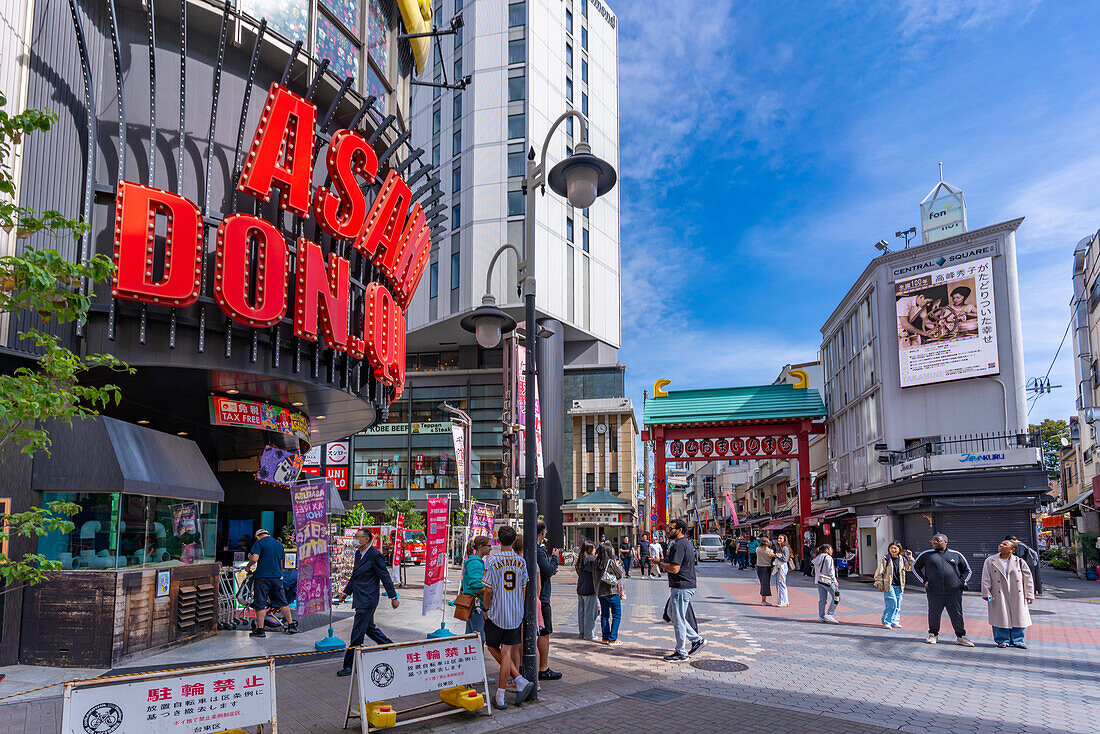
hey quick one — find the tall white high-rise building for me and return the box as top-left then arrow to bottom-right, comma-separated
407,0 -> 621,362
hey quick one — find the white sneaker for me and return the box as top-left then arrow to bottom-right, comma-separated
824,616 -> 840,624
882,623 -> 892,629
925,633 -> 938,644
891,623 -> 902,629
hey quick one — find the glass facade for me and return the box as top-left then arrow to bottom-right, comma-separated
37,493 -> 218,570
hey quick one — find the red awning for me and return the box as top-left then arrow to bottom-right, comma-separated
761,516 -> 795,531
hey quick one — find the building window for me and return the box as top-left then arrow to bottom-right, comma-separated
581,91 -> 588,115
566,144 -> 573,158
566,77 -> 573,102
582,58 -> 588,83
508,148 -> 525,177
609,427 -> 617,452
508,73 -> 525,101
566,116 -> 574,136
453,92 -> 462,120
452,129 -> 461,154
566,43 -> 573,67
507,189 -> 525,216
566,217 -> 574,242
432,144 -> 440,168
565,8 -> 573,34
609,473 -> 618,493
454,56 -> 462,79
508,113 -> 525,140
582,227 -> 589,252
434,72 -> 442,100
509,38 -> 525,64
452,165 -> 461,192
566,245 -> 575,321
582,0 -> 588,18
581,26 -> 588,50
453,23 -> 463,49
451,203 -> 461,228
451,249 -> 460,289
509,1 -> 525,28
429,262 -> 439,299
586,473 -> 595,493
586,423 -> 595,452
432,107 -> 441,134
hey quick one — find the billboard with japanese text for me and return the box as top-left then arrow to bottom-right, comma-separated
894,256 -> 998,387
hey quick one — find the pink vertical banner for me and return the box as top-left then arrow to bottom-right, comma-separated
422,497 -> 450,614
393,512 -> 405,579
723,489 -> 739,527
514,346 -> 544,478
451,423 -> 467,502
291,479 -> 330,617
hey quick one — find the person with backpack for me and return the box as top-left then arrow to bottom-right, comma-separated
593,542 -> 624,645
1005,535 -> 1042,595
981,538 -> 1035,648
873,541 -> 914,629
811,544 -> 840,624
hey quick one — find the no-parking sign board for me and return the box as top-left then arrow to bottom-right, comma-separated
62,658 -> 277,734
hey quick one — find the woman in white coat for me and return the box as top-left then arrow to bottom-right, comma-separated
980,539 -> 1035,648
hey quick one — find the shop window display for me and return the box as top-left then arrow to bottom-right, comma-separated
241,0 -> 310,42
37,492 -> 217,570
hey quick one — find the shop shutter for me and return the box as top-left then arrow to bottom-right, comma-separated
902,512 -> 935,554
938,510 -> 1033,572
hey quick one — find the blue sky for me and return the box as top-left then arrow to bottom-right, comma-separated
616,0 -> 1096,425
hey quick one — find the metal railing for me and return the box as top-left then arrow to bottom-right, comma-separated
896,430 -> 1040,462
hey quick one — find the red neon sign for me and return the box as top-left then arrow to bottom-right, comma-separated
111,83 -> 429,394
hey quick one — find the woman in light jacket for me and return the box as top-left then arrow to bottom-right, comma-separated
593,542 -> 624,645
812,544 -> 839,624
980,538 -> 1035,648
873,541 -> 914,629
771,535 -> 792,607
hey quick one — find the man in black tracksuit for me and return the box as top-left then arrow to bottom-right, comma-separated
912,533 -> 974,647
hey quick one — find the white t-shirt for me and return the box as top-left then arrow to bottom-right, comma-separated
649,542 -> 662,559
1000,557 -> 1010,575
482,550 -> 528,630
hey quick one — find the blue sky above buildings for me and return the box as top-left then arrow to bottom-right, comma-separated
616,0 -> 1095,425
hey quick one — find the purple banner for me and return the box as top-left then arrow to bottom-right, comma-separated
291,479 -> 330,617
255,445 -> 303,487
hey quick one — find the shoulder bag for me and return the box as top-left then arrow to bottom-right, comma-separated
601,561 -> 619,587
453,592 -> 476,621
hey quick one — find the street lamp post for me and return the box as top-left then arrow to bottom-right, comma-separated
460,110 -> 616,685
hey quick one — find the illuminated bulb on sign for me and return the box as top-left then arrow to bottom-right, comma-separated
316,415 -> 326,420
177,431 -> 188,436
227,389 -> 239,394
137,420 -> 150,425
292,401 -> 303,407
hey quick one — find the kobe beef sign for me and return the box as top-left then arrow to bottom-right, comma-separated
111,84 -> 428,397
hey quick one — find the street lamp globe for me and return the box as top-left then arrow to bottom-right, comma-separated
459,294 -> 517,349
547,141 -> 617,209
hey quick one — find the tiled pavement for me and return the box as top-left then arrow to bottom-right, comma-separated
3,564 -> 1098,733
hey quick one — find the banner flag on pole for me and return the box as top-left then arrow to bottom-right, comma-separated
422,497 -> 450,614
723,489 -> 739,527
451,423 -> 467,503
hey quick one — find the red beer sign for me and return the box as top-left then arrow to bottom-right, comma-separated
111,84 -> 428,398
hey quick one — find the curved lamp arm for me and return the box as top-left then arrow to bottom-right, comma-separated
484,242 -> 524,297
533,109 -> 590,192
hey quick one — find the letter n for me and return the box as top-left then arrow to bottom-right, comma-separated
292,238 -> 351,352
377,203 -> 431,310
112,180 -> 202,306
354,169 -> 410,263
237,83 -> 317,218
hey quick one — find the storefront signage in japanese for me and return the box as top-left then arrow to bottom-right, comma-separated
291,479 -> 331,617
209,396 -> 310,441
895,255 -> 998,387
358,421 -> 452,435
112,84 -> 430,399
422,497 -> 449,614
61,658 -> 276,734
346,635 -> 489,729
255,445 -> 303,488
469,502 -> 495,540
302,445 -> 322,466
514,346 -> 544,477
326,441 -> 350,465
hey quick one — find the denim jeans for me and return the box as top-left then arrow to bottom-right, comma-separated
773,564 -> 789,605
882,587 -> 902,626
992,626 -> 1026,645
464,608 -> 485,636
818,583 -> 838,619
598,594 -> 622,642
670,587 -> 703,654
577,594 -> 598,639
621,554 -> 632,576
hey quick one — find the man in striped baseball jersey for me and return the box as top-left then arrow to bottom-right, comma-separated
481,525 -> 535,709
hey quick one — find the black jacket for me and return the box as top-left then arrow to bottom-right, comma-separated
912,547 -> 972,594
343,545 -> 397,610
536,543 -> 559,603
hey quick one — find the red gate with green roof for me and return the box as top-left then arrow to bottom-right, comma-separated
642,381 -> 826,546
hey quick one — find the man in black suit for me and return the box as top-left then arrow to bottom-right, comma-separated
336,528 -> 399,676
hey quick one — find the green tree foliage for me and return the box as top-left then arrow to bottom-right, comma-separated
342,503 -> 376,529
0,95 -> 132,456
0,501 -> 80,590
383,497 -> 424,530
1030,418 -> 1069,481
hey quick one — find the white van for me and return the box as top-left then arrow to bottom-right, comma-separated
697,534 -> 724,562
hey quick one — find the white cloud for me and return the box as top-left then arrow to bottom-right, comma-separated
898,0 -> 1041,37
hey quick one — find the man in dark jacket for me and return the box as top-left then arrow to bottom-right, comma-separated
535,519 -> 562,681
912,533 -> 974,647
336,528 -> 399,676
1006,535 -> 1042,594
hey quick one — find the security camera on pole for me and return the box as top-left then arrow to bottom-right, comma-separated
460,110 -> 616,687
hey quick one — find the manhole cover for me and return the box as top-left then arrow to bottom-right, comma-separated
690,659 -> 748,672
625,687 -> 687,705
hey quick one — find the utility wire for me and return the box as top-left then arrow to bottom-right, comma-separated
1028,308 -> 1074,416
